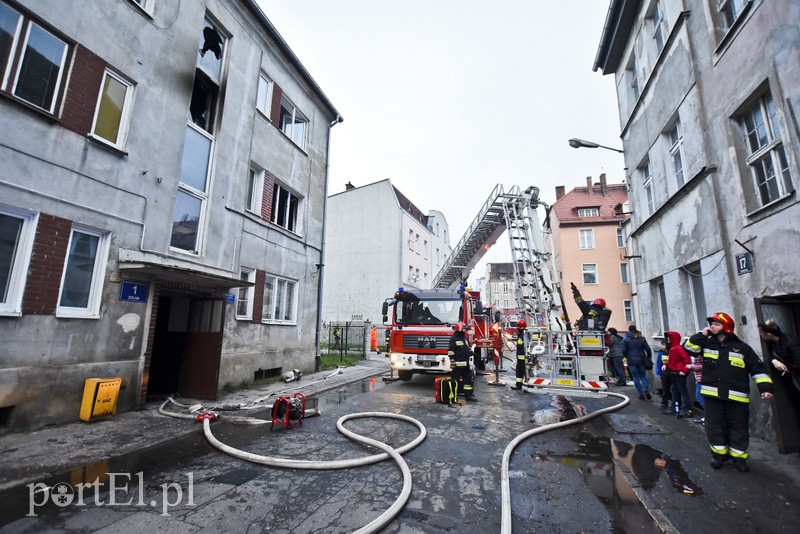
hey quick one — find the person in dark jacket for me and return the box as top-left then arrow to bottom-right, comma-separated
622,329 -> 653,400
606,328 -> 627,386
570,282 -> 611,331
511,319 -> 528,391
663,331 -> 692,418
758,319 -> 800,382
685,312 -> 774,472
448,322 -> 477,401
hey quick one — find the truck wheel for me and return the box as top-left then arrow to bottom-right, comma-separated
397,370 -> 413,381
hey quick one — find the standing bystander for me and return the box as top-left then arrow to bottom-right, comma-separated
606,328 -> 627,386
663,331 -> 693,418
622,329 -> 653,400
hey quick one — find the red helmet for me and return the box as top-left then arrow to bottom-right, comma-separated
592,298 -> 606,307
517,319 -> 527,330
454,321 -> 466,332
707,312 -> 735,334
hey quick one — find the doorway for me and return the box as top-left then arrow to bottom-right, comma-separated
756,296 -> 800,454
147,296 -> 225,400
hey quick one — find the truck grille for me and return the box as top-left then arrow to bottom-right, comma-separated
402,335 -> 451,350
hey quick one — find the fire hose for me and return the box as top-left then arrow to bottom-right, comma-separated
500,390 -> 631,534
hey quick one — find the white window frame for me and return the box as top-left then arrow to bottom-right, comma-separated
649,0 -> 667,53
620,262 -> 630,284
1,4 -> 68,114
579,229 -> 595,250
256,72 -> 272,117
741,92 -> 792,207
582,264 -> 598,285
642,164 -> 654,215
616,227 -> 625,248
720,0 -> 748,30
56,225 -> 110,319
279,96 -> 308,149
235,268 -> 254,320
627,54 -> 640,102
171,124 -> 213,254
246,167 -> 264,214
262,274 -> 297,324
90,69 -> 134,149
624,300 -> 634,323
0,205 -> 37,316
668,122 -> 685,187
271,182 -> 302,234
577,208 -> 599,217
128,0 -> 154,14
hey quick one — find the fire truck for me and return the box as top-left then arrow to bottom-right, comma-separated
381,286 -> 483,381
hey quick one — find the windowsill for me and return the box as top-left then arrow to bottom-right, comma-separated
235,316 -> 252,321
55,311 -> 101,320
261,320 -> 297,326
0,310 -> 22,318
0,90 -> 60,124
745,189 -> 795,219
87,134 -> 129,156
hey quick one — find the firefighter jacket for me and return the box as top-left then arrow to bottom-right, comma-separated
684,332 -> 774,403
572,288 -> 610,331
516,335 -> 526,359
448,332 -> 472,366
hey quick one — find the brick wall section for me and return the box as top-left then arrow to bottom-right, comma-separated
61,44 -> 106,136
252,270 -> 265,323
22,214 -> 72,314
261,169 -> 276,222
139,281 -> 162,407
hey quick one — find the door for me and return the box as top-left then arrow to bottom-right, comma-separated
178,298 -> 225,400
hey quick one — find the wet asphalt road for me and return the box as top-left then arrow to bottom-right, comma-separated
2,365 -> 799,533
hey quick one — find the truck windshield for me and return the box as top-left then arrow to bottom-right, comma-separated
397,299 -> 461,325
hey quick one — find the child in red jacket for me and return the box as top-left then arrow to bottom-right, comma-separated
662,331 -> 693,418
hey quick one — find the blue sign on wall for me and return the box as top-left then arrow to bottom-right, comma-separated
120,280 -> 149,302
736,252 -> 753,275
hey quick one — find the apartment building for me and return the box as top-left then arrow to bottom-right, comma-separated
594,0 -> 800,449
0,0 -> 340,430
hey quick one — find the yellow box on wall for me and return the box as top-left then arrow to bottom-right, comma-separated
79,378 -> 122,422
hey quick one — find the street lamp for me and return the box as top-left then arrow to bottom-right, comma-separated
568,138 -> 623,153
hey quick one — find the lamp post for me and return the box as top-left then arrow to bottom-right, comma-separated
568,138 -> 624,153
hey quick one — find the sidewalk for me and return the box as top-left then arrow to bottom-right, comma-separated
0,354 -> 390,493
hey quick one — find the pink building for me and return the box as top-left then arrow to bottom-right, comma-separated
548,174 -> 633,331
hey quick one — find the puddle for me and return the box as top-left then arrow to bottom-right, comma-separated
0,378 -> 385,530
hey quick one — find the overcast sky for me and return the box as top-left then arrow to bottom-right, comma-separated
258,1 -> 625,284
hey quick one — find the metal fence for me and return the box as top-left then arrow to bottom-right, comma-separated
323,321 -> 369,359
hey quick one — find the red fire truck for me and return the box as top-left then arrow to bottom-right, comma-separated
381,286 -> 484,381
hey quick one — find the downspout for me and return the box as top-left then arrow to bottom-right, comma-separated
315,113 -> 343,371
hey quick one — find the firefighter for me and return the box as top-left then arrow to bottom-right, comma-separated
370,325 -> 381,354
570,282 -> 611,331
684,312 -> 774,472
511,319 -> 527,390
448,322 -> 477,402
489,320 -> 503,369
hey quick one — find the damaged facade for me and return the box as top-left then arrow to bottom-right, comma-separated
0,0 -> 340,430
594,0 -> 800,450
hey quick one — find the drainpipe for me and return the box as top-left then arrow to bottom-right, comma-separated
315,114 -> 343,371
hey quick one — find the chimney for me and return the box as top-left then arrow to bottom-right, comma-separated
599,173 -> 607,195
345,181 -> 355,190
586,176 -> 593,192
555,186 -> 565,200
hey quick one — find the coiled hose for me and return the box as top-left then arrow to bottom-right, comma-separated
500,390 -> 630,533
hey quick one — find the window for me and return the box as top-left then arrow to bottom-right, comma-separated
656,279 -> 669,333
271,183 -> 300,233
0,206 -> 36,315
90,69 -> 133,148
236,269 -> 254,319
256,72 -> 272,116
0,2 -> 68,114
741,92 -> 792,206
720,0 -> 748,30
128,0 -> 154,13
624,300 -> 634,323
686,263 -> 707,331
423,240 -> 428,259
171,18 -> 225,253
408,230 -> 415,251
649,1 -> 667,53
262,274 -> 296,323
57,226 -> 109,318
279,96 -> 308,148
502,282 -> 510,292
668,122 -> 685,187
582,264 -> 598,285
579,229 -> 595,250
577,208 -> 599,217
620,262 -> 630,284
641,164 -> 654,215
627,54 -> 640,102
616,227 -> 625,248
246,168 -> 264,214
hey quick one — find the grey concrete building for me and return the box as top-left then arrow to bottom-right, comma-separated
594,0 -> 800,450
0,0 -> 340,430
322,179 -> 452,326
482,263 -> 519,321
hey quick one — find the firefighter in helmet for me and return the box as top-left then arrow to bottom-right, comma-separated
511,319 -> 527,390
570,282 -> 611,331
684,312 -> 774,472
448,322 -> 477,402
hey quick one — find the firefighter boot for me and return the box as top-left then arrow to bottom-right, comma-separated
466,395 -> 478,402
733,458 -> 749,472
710,454 -> 725,469
510,384 -> 522,391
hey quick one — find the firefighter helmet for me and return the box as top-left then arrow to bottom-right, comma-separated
707,312 -> 735,334
454,321 -> 466,332
592,298 -> 606,307
517,319 -> 527,330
